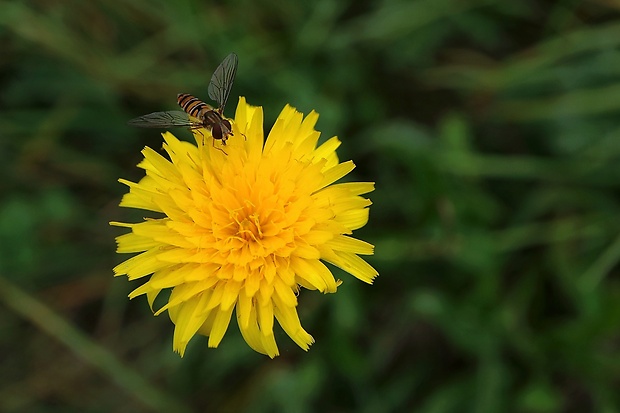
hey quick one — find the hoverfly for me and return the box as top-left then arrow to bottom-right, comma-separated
128,52 -> 239,151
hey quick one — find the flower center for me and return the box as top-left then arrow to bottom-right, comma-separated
235,211 -> 263,242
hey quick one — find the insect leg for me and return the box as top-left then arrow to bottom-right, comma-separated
212,138 -> 228,155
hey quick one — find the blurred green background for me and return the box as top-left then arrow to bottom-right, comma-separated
2,0 -> 620,412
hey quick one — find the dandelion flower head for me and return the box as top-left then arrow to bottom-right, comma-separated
112,97 -> 377,358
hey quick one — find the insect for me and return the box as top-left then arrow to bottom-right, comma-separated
128,52 -> 239,151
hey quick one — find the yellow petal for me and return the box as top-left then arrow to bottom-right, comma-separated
113,248 -> 166,280
321,249 -> 378,284
325,235 -> 375,255
172,292 -> 212,356
207,304 -> 235,348
318,161 -> 355,190
272,297 -> 313,351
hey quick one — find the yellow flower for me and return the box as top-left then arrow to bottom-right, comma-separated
112,97 -> 377,358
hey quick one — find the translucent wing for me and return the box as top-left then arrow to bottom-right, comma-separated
127,111 -> 197,128
208,52 -> 238,113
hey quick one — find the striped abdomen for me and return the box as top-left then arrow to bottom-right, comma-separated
177,93 -> 215,119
